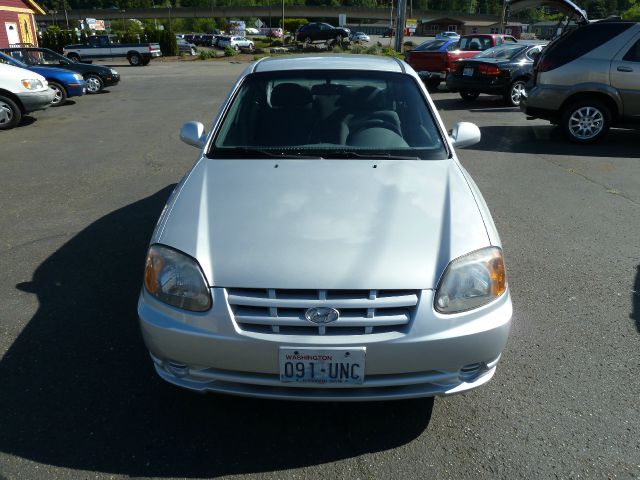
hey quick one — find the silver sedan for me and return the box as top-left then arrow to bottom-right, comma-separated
138,55 -> 512,401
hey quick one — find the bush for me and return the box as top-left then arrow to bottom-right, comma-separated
224,46 -> 237,56
198,50 -> 216,60
364,45 -> 381,55
271,39 -> 283,47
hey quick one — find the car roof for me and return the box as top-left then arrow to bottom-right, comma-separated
253,55 -> 404,73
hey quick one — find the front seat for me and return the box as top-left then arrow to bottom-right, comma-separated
261,83 -> 314,146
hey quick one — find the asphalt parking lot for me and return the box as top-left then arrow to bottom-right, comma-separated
1,58 -> 639,479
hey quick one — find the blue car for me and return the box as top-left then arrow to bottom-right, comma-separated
0,51 -> 86,106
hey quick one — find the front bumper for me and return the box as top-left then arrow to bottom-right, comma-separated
446,74 -> 509,94
103,73 -> 120,87
66,80 -> 87,97
16,89 -> 56,113
138,288 -> 512,401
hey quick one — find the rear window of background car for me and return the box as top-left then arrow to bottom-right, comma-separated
541,22 -> 635,70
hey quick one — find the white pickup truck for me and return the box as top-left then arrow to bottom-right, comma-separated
63,35 -> 161,66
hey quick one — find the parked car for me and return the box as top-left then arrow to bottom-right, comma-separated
382,28 -> 395,37
216,36 -> 255,52
446,43 -> 546,106
63,34 -> 161,66
0,47 -> 120,94
435,31 -> 461,41
266,28 -> 283,38
407,34 -> 518,91
350,32 -> 371,43
176,38 -> 197,55
296,22 -> 350,44
138,55 -> 512,401
405,39 -> 460,90
0,51 -> 85,106
0,62 -> 54,129
520,15 -> 640,142
245,27 -> 260,35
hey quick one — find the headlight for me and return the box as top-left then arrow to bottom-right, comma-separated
110,68 -> 118,75
73,73 -> 84,81
434,247 -> 507,314
21,79 -> 43,90
143,244 -> 212,312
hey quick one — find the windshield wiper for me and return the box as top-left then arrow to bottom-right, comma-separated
210,147 -> 323,159
325,151 -> 420,160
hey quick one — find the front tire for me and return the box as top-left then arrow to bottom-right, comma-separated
561,100 -> 611,144
505,79 -> 526,107
460,91 -> 480,101
48,81 -> 67,106
84,74 -> 103,94
0,95 -> 21,130
128,53 -> 142,66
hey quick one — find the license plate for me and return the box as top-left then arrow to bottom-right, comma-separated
279,347 -> 366,385
463,67 -> 474,76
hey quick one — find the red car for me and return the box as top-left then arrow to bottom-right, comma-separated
406,34 -> 518,91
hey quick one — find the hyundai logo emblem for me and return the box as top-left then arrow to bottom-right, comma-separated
304,307 -> 340,325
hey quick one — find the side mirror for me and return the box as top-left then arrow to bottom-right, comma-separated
180,121 -> 207,149
449,122 -> 481,149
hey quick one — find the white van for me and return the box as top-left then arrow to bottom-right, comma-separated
0,62 -> 55,130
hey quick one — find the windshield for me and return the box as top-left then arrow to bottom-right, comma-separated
476,44 -> 528,59
414,40 -> 449,51
0,51 -> 28,69
210,70 -> 447,160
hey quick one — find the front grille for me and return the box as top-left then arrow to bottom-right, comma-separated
226,288 -> 420,336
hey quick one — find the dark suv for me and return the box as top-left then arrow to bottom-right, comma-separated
296,23 -> 350,44
521,18 -> 640,143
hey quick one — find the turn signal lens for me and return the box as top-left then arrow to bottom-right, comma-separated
143,244 -> 212,312
435,247 -> 507,314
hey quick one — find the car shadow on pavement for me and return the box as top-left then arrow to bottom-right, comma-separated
632,265 -> 640,333
0,186 -> 433,478
473,125 -> 640,159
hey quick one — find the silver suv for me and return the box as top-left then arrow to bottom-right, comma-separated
521,19 -> 640,143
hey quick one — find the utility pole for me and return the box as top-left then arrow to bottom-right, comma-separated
500,0 -> 507,34
281,0 -> 285,40
394,0 -> 407,52
64,9 -> 69,31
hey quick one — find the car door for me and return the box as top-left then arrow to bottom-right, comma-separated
610,35 -> 640,119
319,23 -> 332,41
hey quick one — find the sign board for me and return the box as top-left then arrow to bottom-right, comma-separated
229,20 -> 246,36
406,18 -> 417,29
93,20 -> 105,31
255,19 -> 263,28
338,14 -> 346,27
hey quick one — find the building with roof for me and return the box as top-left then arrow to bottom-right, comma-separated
1,0 -> 44,48
415,16 -> 526,38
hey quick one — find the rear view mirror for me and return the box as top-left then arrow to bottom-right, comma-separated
449,122 -> 481,149
180,121 -> 207,149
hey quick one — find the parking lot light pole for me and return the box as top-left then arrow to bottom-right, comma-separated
394,0 -> 407,52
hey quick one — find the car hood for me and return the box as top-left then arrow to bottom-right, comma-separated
507,0 -> 588,22
156,159 -> 491,290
